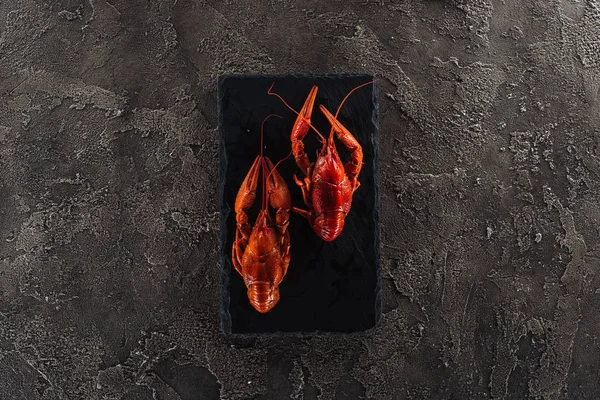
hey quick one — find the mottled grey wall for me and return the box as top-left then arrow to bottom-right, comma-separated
1,0 -> 599,399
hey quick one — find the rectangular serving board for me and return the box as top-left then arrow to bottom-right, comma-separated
219,74 -> 380,334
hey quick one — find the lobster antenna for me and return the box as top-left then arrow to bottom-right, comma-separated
261,158 -> 268,211
260,114 -> 283,210
328,79 -> 378,140
267,83 -> 327,144
265,150 -> 293,188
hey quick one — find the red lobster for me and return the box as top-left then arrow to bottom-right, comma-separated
268,80 -> 376,242
232,115 -> 291,313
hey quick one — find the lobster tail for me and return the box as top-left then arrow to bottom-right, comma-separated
248,282 -> 280,313
313,212 -> 346,242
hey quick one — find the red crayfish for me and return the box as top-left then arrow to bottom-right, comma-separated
268,80 -> 376,242
231,115 -> 291,313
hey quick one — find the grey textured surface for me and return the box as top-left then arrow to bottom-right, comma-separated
0,0 -> 599,399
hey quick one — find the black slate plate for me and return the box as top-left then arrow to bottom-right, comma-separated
218,74 -> 380,334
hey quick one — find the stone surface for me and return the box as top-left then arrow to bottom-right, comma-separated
1,0 -> 600,399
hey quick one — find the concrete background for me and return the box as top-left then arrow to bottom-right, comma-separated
1,0 -> 599,399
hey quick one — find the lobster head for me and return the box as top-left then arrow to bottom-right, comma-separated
247,281 -> 280,313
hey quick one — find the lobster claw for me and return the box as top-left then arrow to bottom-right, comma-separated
293,86 -> 318,137
291,86 -> 318,176
235,155 -> 261,214
264,157 -> 291,233
319,104 -> 363,185
233,155 -> 262,242
264,157 -> 291,210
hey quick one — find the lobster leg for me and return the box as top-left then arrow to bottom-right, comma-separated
231,230 -> 245,276
281,230 -> 291,277
264,157 -> 291,235
319,105 -> 364,188
293,174 -> 311,207
292,207 -> 310,219
235,155 -> 261,240
290,86 -> 318,176
292,207 -> 316,235
293,160 -> 313,209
